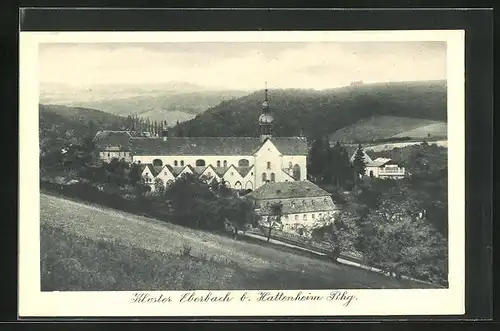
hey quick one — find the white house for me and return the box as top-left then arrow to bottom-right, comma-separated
350,147 -> 406,179
246,180 -> 339,231
93,130 -> 133,163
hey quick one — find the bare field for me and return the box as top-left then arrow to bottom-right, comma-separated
40,193 -> 434,291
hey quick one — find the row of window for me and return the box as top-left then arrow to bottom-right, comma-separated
165,159 -> 251,168
104,152 -> 129,158
282,213 -> 325,221
262,198 -> 329,208
262,173 -> 276,182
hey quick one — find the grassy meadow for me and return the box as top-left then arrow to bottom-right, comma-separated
329,116 -> 446,143
40,193 -> 434,291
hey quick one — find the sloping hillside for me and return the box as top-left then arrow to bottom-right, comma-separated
40,104 -> 124,128
329,116 -> 447,143
40,194 -> 432,290
39,104 -> 126,158
173,80 -> 447,139
391,122 -> 447,139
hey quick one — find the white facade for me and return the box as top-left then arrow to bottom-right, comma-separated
133,139 -> 307,191
99,151 -> 132,163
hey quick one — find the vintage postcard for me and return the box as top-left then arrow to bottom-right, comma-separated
19,30 -> 465,317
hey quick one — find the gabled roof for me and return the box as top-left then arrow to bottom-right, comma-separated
213,166 -> 229,177
367,157 -> 393,167
130,136 -> 308,156
247,180 -> 331,200
349,147 -> 373,164
237,165 -> 254,178
141,164 -> 163,177
257,197 -> 337,216
270,137 -> 309,155
156,165 -> 175,177
200,165 -> 221,178
221,164 -> 241,178
93,131 -> 132,151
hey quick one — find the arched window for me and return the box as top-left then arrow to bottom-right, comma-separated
195,159 -> 206,167
262,173 -> 267,182
166,180 -> 174,186
292,164 -> 301,181
267,162 -> 271,169
312,214 -> 316,219
223,160 -> 227,167
217,160 -> 221,167
270,173 -> 276,182
152,159 -> 163,167
245,181 -> 253,190
303,214 -> 307,221
180,160 -> 185,166
238,159 -> 249,167
288,161 -> 293,169
224,181 -> 231,188
234,181 -> 242,190
295,215 -> 299,221
174,160 -> 178,166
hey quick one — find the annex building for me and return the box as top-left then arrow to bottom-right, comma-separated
246,180 -> 339,230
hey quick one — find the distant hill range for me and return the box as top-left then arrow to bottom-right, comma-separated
173,80 -> 447,140
40,82 -> 249,125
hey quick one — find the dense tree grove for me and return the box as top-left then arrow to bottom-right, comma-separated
307,141 -> 448,286
311,211 -> 362,261
307,137 -> 354,189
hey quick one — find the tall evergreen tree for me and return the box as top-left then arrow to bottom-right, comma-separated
326,142 -> 342,187
338,144 -> 353,187
352,144 -> 367,179
307,136 -> 329,182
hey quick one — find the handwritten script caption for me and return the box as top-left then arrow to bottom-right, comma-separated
131,290 -> 357,307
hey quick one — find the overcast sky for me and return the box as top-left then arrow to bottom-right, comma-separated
39,41 -> 447,90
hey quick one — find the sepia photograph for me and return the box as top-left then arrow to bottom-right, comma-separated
19,30 -> 465,317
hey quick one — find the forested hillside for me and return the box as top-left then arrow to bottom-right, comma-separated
173,80 -> 447,139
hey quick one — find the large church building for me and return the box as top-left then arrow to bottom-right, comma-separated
129,85 -> 309,191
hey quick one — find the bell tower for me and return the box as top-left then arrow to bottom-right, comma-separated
258,82 -> 274,142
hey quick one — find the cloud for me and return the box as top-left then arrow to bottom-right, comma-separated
39,41 -> 446,90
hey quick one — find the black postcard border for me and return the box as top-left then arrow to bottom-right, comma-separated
12,8 -> 494,322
